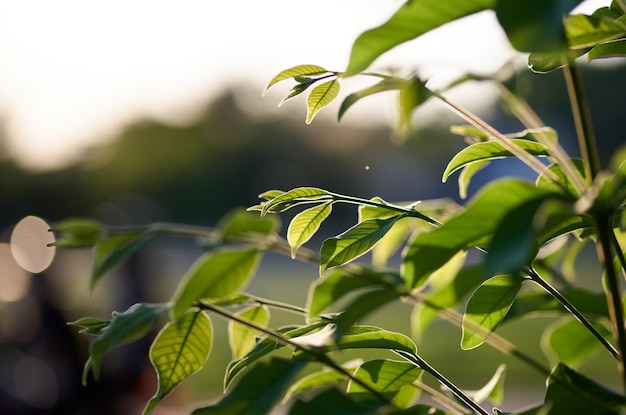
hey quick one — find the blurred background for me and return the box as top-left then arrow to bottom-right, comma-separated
0,1 -> 625,414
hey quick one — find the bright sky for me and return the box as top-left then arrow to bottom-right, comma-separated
0,0 -> 608,170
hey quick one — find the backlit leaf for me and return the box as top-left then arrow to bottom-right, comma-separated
192,357 -> 306,415
458,160 -> 488,199
565,14 -> 626,49
541,317 -> 611,368
536,159 -> 586,198
443,139 -> 549,183
264,64 -> 328,94
467,364 -> 506,405
506,288 -> 609,321
307,267 -> 403,319
334,326 -> 417,354
289,387 -> 385,415
143,311 -> 213,415
543,364 -> 626,414
306,80 -> 340,124
461,275 -> 524,350
261,187 -> 333,215
321,216 -> 405,274
496,0 -> 583,52
527,49 -> 587,73
49,218 -> 103,248
589,37 -> 626,60
344,0 -> 496,76
339,78 -> 405,121
85,303 -> 168,383
217,209 -> 281,240
171,248 -> 262,322
288,201 -> 333,258
229,305 -> 270,360
347,359 -> 422,403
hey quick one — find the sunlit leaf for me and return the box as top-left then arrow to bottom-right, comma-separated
527,49 -> 587,73
261,187 -> 333,215
143,311 -> 213,415
462,275 -> 524,350
541,317 -> 611,368
565,14 -> 626,49
306,80 -> 340,124
321,216 -> 406,274
264,64 -> 328,94
543,363 -> 626,414
288,201 -> 333,258
458,160 -> 488,199
333,326 -> 417,354
91,230 -> 157,290
536,159 -> 586,198
496,0 -> 583,52
171,248 -> 262,322
403,179 -> 552,289
506,288 -> 609,321
67,316 -> 109,336
347,359 -> 422,403
398,77 -> 432,127
284,361 -> 362,401
193,357 -> 306,415
467,364 -> 506,405
224,322 -> 326,389
589,37 -> 626,60
442,139 -> 549,183
229,305 -> 270,360
411,265 -> 486,341
307,267 -> 403,319
339,78 -> 405,121
85,303 -> 168,383
344,0 -> 496,76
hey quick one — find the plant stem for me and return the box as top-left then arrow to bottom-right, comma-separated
197,301 -> 394,405
596,214 -> 626,395
396,350 -> 490,415
527,267 -> 619,359
248,295 -> 309,316
562,60 -> 601,182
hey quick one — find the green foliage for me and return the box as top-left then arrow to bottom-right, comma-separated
58,1 -> 626,414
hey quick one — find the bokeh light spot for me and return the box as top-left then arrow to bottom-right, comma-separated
0,244 -> 32,303
14,356 -> 59,409
10,216 -> 56,273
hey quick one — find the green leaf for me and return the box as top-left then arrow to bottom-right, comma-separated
485,198 -> 548,276
49,218 -> 103,247
288,201 -> 333,258
171,248 -> 262,322
91,230 -> 157,290
67,316 -> 109,336
467,364 -> 506,405
264,64 -> 328,94
289,387 -> 385,415
321,216 -> 405,274
403,179 -> 552,289
541,317 -> 611,368
461,275 -> 524,350
565,14 -> 626,49
527,49 -> 587,73
338,78 -> 405,121
285,365 -> 356,401
543,363 -> 626,414
458,160 -> 488,199
442,139 -> 550,183
589,37 -> 626,60
334,326 -> 417,354
307,267 -> 403,319
398,77 -> 432,127
306,80 -> 340,124
411,265 -> 486,341
344,0 -> 496,76
85,303 -> 168,383
347,359 -> 422,402
143,311 -> 213,415
261,187 -> 333,215
496,0 -> 583,52
332,289 -> 402,341
536,159 -> 586,198
229,305 -> 270,360
506,288 -> 609,321
217,209 -> 281,240
224,322 -> 326,389
192,357 -> 306,415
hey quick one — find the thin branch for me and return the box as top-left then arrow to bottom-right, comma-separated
396,350 -> 490,415
197,301 -> 394,406
527,266 -> 619,359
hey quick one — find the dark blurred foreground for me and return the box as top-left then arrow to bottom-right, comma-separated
1,64 -> 625,414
